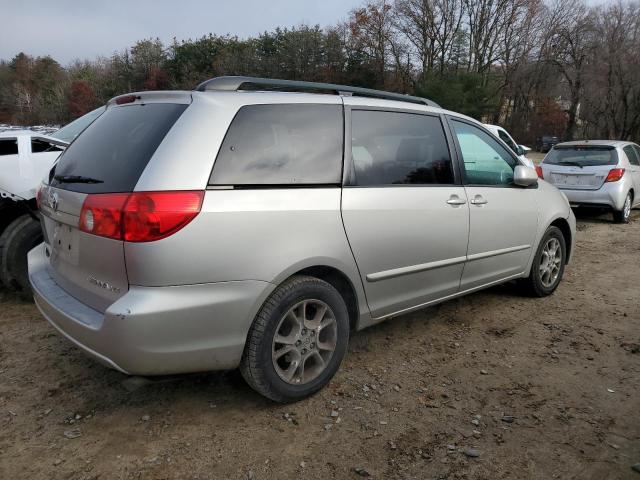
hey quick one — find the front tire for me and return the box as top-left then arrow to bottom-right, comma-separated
613,192 -> 632,224
0,214 -> 43,294
520,226 -> 566,297
240,275 -> 350,403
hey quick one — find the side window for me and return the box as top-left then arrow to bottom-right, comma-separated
31,138 -> 64,154
451,120 -> 516,186
497,129 -> 517,152
0,138 -> 19,156
623,145 -> 639,166
350,110 -> 454,186
210,104 -> 343,185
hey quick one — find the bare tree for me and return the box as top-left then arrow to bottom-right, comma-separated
394,0 -> 465,75
582,2 -> 640,139
540,0 -> 594,140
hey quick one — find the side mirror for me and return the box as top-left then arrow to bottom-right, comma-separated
513,165 -> 538,187
516,145 -> 525,156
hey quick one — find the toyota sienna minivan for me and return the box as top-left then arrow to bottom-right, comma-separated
30,77 -> 576,402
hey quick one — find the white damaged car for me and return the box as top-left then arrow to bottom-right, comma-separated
0,108 -> 105,294
0,131 -> 67,293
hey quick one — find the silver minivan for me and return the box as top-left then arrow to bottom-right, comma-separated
538,140 -> 640,223
29,77 -> 576,402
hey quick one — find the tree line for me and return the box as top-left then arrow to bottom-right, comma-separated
1,0 -> 638,143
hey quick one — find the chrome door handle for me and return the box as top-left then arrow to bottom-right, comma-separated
470,195 -> 488,205
446,195 -> 467,206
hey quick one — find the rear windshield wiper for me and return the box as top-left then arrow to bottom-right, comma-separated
53,174 -> 104,184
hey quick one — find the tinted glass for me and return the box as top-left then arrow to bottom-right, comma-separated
0,138 -> 18,156
210,104 -> 343,185
623,145 -> 639,166
31,138 -> 64,153
452,121 -> 515,185
497,129 -> 517,151
544,146 -> 617,167
634,145 -> 640,164
51,106 -> 105,144
50,103 -> 187,193
350,110 -> 453,186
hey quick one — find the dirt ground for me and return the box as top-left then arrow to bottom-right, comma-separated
1,209 -> 639,480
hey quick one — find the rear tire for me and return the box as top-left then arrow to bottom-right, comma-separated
0,214 -> 43,294
240,275 -> 349,403
519,226 -> 566,297
613,192 -> 632,224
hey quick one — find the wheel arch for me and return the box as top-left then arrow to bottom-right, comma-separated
268,258 -> 370,331
550,217 -> 573,264
293,265 -> 361,331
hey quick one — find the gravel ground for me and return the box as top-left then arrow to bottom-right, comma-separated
1,209 -> 639,480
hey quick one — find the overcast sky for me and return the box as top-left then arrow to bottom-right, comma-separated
0,0 -> 364,65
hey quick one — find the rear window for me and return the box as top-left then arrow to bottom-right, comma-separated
209,104 -> 343,186
50,103 -> 187,193
544,146 -> 618,167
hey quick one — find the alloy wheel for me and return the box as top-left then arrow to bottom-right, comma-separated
271,299 -> 338,385
623,194 -> 631,221
539,237 -> 562,288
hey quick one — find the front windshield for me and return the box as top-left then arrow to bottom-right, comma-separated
544,146 -> 618,167
50,107 -> 105,144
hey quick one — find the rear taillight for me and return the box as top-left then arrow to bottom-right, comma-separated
79,191 -> 204,242
605,168 -> 625,183
535,165 -> 544,179
79,193 -> 129,240
123,191 -> 204,242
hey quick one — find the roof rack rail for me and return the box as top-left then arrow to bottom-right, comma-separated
195,76 -> 441,108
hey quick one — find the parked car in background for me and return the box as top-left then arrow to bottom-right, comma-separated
0,131 -> 67,293
50,106 -> 105,144
484,124 -> 534,168
535,135 -> 560,152
30,77 -> 575,402
0,108 -> 104,294
537,140 -> 640,223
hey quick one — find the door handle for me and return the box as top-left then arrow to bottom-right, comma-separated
470,195 -> 488,205
446,195 -> 467,206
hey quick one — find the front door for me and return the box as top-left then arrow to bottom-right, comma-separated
341,107 -> 469,319
449,119 -> 539,291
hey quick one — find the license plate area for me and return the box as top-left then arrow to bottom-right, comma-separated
552,173 -> 594,187
50,221 -> 80,266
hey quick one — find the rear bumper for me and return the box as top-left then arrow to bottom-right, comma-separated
28,244 -> 273,375
559,182 -> 628,211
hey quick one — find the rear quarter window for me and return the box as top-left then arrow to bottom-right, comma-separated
209,104 -> 343,186
623,145 -> 639,166
50,103 -> 187,193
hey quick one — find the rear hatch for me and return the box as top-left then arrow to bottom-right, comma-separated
39,98 -> 188,312
541,145 -> 619,190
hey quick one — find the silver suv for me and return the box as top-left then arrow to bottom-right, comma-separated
29,77 -> 576,402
